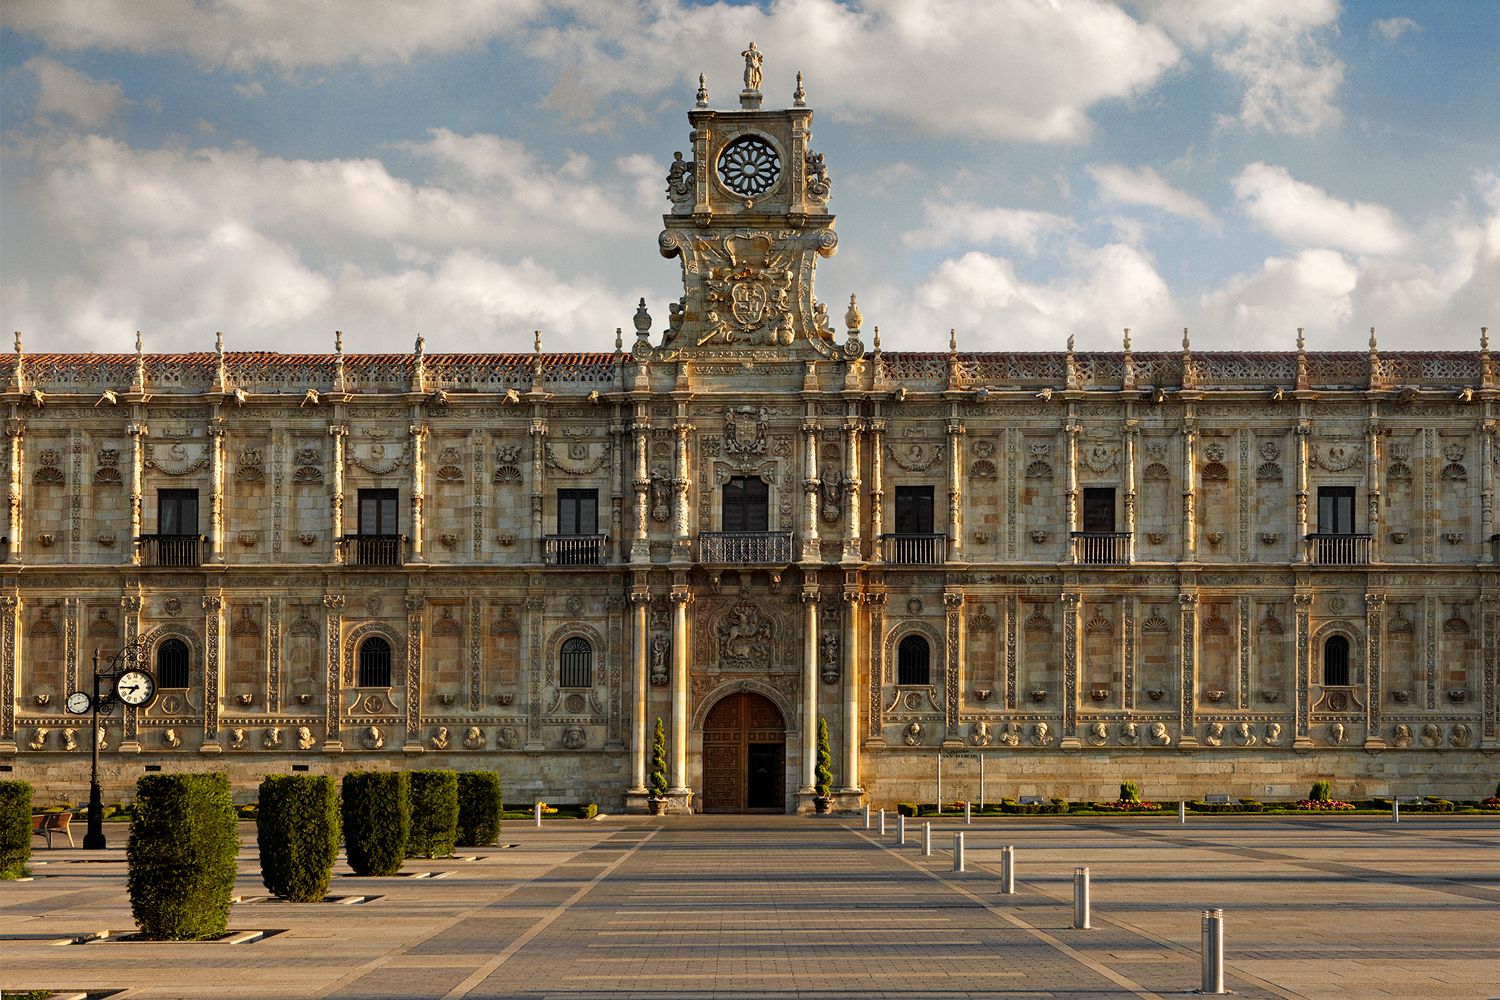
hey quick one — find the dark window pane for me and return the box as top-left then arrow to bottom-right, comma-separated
1323,635 -> 1350,685
155,638 -> 190,688
558,490 -> 598,535
722,476 -> 769,532
897,635 -> 930,685
895,486 -> 934,534
358,636 -> 392,687
359,489 -> 398,535
158,490 -> 198,535
1316,487 -> 1355,534
559,637 -> 593,688
1082,488 -> 1115,532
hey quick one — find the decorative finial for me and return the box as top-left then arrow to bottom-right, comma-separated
1066,334 -> 1075,353
135,330 -> 143,354
844,293 -> 862,333
415,334 -> 425,356
1369,326 -> 1377,352
949,328 -> 957,352
872,325 -> 881,351
215,331 -> 224,354
1122,327 -> 1131,351
1484,327 -> 1491,352
633,297 -> 652,334
1296,327 -> 1305,352
335,330 -> 343,353
695,73 -> 709,108
615,327 -> 623,352
533,330 -> 542,353
1182,327 -> 1191,352
793,71 -> 806,107
12,332 -> 20,354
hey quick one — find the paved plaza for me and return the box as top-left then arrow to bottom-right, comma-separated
3,815 -> 1497,999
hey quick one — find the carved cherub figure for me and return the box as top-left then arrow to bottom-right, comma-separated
296,726 -> 316,750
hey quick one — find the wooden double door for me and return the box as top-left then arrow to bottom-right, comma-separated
701,692 -> 786,813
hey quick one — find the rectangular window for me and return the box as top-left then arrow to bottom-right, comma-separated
158,489 -> 198,535
894,486 -> 934,534
1082,487 -> 1116,532
557,489 -> 598,535
1316,486 -> 1356,534
721,476 -> 769,532
358,489 -> 399,536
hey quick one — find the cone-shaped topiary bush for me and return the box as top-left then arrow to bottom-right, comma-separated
815,718 -> 833,798
456,771 -> 503,847
257,774 -> 341,902
407,770 -> 459,859
127,773 -> 239,940
650,718 -> 668,798
0,780 -> 32,879
341,771 -> 409,876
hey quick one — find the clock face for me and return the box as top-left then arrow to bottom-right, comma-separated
115,669 -> 156,706
66,691 -> 92,715
716,135 -> 781,197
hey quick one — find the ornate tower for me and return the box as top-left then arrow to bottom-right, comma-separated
649,47 -> 853,360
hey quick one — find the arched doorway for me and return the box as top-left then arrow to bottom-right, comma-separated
701,692 -> 786,813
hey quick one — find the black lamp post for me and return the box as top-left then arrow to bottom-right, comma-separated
82,641 -> 146,850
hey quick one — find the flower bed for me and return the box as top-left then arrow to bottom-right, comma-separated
1092,800 -> 1165,813
1294,798 -> 1356,811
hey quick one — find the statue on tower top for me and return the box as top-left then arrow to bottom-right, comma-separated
741,42 -> 763,91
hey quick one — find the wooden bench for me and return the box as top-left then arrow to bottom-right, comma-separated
1204,793 -> 1233,804
31,811 -> 74,848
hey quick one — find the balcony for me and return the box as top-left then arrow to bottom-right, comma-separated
545,533 -> 608,565
137,534 -> 205,567
1070,531 -> 1131,565
699,531 -> 794,565
1305,533 -> 1372,566
880,533 -> 946,565
340,534 -> 405,567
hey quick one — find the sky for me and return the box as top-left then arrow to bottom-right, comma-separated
1,0 -> 1497,358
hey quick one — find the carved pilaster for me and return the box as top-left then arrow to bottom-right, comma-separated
673,423 -> 692,556
866,592 -> 887,743
1483,595 -> 1498,740
1364,593 -> 1385,748
630,422 -> 650,562
1123,418 -> 1138,563
404,595 -> 423,749
199,594 -> 223,750
1060,593 -> 1080,739
1366,420 -> 1382,562
329,424 -> 347,561
1178,592 -> 1198,746
840,588 -> 862,791
1482,422 -> 1495,545
943,591 -> 964,742
1293,592 -> 1313,745
869,419 -> 886,561
4,420 -> 21,565
1064,422 -> 1080,541
0,595 -> 16,746
207,420 -> 225,563
119,594 -> 141,750
843,419 -> 862,561
525,594 -> 545,750
1295,421 -> 1311,559
128,421 -> 146,565
322,594 -> 344,750
946,421 -> 964,562
530,420 -> 548,563
799,586 -> 819,791
800,421 -> 820,561
1181,422 -> 1198,561
408,424 -> 427,563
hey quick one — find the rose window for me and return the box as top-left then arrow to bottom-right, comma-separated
716,136 -> 781,197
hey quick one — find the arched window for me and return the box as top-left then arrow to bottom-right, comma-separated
897,635 -> 930,686
1323,635 -> 1350,686
560,637 -> 593,688
358,636 -> 393,688
156,638 -> 190,689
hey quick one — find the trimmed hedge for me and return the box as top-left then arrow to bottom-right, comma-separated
342,771 -> 410,876
0,780 -> 32,879
127,773 -> 239,940
1188,799 -> 1265,813
456,771 -> 503,846
896,802 -> 919,817
257,774 -> 340,902
1119,781 -> 1142,804
999,798 -> 1070,815
407,770 -> 459,859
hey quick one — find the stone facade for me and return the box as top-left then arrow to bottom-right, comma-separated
3,63 -> 1496,809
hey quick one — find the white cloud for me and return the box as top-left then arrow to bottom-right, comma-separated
1373,17 -> 1419,42
1140,0 -> 1344,134
4,0 -> 544,73
901,202 -> 1074,255
1088,164 -> 1215,225
1233,163 -> 1409,256
25,56 -> 128,129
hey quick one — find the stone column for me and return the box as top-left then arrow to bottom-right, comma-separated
943,591 -> 965,743
0,595 -> 16,749
947,420 -> 964,562
801,421 -> 820,561
4,419 -> 21,565
630,421 -> 650,562
800,585 -> 820,795
1181,422 -> 1197,561
207,419 -> 225,563
201,594 -> 223,751
408,423 -> 427,563
1364,592 -> 1385,748
870,419 -> 886,561
1124,418 -> 1138,562
329,424 -> 346,563
672,423 -> 692,558
322,594 -> 344,751
629,586 -> 650,794
843,419 -> 862,561
1366,419 -> 1382,562
530,418 -> 547,563
1295,421 -> 1311,560
840,589 -> 861,792
1482,422 -> 1495,549
668,587 -> 692,796
1177,593 -> 1199,747
1064,422 -> 1081,560
128,419 -> 146,565
1293,592 -> 1313,746
1060,593 -> 1080,742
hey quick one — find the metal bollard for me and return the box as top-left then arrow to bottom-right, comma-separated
1393,799 -> 1400,823
898,812 -> 907,845
864,804 -> 871,829
534,802 -> 542,828
1179,801 -> 1187,824
922,821 -> 932,857
1073,867 -> 1091,929
1000,845 -> 1015,894
952,831 -> 965,872
1200,908 -> 1226,994
965,801 -> 972,824
878,808 -> 886,835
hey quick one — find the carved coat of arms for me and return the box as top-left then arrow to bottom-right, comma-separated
723,406 -> 769,456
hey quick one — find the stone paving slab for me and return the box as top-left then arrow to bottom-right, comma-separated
1,816 -> 1495,998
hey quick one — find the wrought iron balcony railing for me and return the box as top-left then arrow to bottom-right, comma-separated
880,533 -> 947,565
544,533 -> 609,565
137,534 -> 205,567
698,531 -> 794,565
339,534 -> 405,566
1070,531 -> 1131,565
1305,533 -> 1372,566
